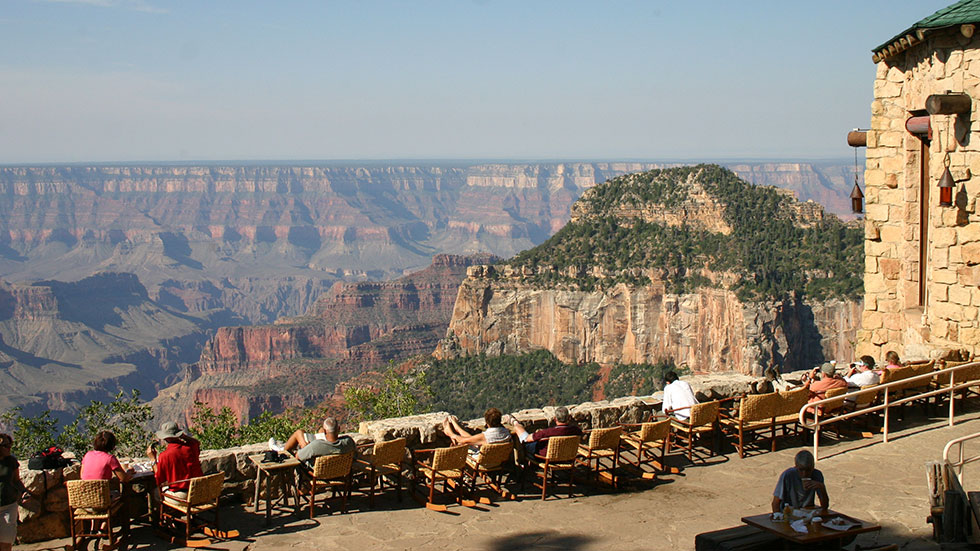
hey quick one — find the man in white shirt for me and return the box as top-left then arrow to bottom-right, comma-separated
844,356 -> 880,388
662,371 -> 699,421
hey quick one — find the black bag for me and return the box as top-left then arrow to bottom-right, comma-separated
262,450 -> 285,464
27,446 -> 71,470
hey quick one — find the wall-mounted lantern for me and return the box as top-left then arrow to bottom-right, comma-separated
850,182 -> 865,214
846,128 -> 867,214
939,158 -> 956,207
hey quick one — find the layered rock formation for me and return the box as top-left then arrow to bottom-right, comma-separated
161,254 -> 499,423
0,162 -> 859,327
438,273 -> 861,375
0,273 -> 210,414
437,165 -> 865,375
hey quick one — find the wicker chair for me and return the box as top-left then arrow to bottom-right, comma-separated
576,426 -> 623,488
67,479 -> 127,551
159,473 -> 224,544
353,438 -> 406,507
411,444 -> 469,511
720,392 -> 779,459
302,452 -> 354,519
670,400 -> 721,462
465,440 -> 515,503
530,435 -> 580,500
621,419 -> 672,478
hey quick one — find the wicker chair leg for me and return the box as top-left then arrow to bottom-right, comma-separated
540,465 -> 549,500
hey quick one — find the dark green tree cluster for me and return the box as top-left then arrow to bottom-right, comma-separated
603,359 -> 686,399
0,390 -> 153,459
508,164 -> 863,301
423,350 -> 600,420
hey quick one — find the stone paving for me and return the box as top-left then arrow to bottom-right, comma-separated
23,409 -> 980,551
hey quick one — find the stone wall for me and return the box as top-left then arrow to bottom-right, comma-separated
859,25 -> 980,361
14,371 -> 769,543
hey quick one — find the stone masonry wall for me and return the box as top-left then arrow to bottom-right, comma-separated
15,371 -> 766,543
859,26 -> 980,361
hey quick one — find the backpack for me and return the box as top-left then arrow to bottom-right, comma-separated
27,446 -> 71,470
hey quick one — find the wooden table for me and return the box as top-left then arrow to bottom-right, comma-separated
249,454 -> 302,525
741,509 -> 881,547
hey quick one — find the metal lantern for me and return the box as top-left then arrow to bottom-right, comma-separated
850,181 -> 864,214
939,165 -> 955,207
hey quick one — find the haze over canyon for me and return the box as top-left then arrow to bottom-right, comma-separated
0,161 -> 861,421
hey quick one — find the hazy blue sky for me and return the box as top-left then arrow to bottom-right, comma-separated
0,0 -> 954,163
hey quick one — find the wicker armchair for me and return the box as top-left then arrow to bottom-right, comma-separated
302,452 -> 354,519
354,438 -> 406,506
67,479 -> 127,551
670,400 -> 721,462
576,426 -> 623,488
773,386 -> 809,438
159,473 -> 224,544
529,435 -> 580,500
621,419 -> 672,478
411,444 -> 469,512
465,440 -> 515,503
720,392 -> 779,459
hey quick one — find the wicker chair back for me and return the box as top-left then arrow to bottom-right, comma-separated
587,426 -> 622,450
638,419 -> 670,442
689,400 -> 720,427
312,452 -> 354,480
372,438 -> 406,467
475,441 -> 513,470
545,435 -> 580,462
67,479 -> 111,511
431,445 -> 468,471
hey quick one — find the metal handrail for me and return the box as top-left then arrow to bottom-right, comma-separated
798,360 -> 980,460
943,431 -> 980,486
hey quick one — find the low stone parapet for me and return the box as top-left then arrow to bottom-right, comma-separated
17,370 -> 778,543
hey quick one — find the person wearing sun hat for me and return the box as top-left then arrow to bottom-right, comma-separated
146,421 -> 203,498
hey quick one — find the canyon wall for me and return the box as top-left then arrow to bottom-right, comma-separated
0,273 -> 210,414
159,254 -> 498,423
437,266 -> 863,375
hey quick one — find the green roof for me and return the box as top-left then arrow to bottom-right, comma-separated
874,0 -> 980,53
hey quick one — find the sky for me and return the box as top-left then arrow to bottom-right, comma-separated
0,0 -> 956,163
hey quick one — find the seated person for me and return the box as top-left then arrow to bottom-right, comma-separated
511,406 -> 582,459
442,408 -> 511,448
279,417 -> 355,467
844,356 -> 879,388
879,350 -> 903,375
147,422 -> 203,500
81,430 -> 132,484
802,362 -> 847,404
662,370 -> 699,420
772,450 -> 828,513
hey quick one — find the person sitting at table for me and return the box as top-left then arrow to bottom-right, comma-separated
877,350 -> 902,375
662,370 -> 699,420
511,406 -> 582,459
442,408 -> 511,449
81,431 -> 132,484
147,422 -> 203,500
278,417 -> 354,467
844,356 -> 879,388
772,450 -> 828,513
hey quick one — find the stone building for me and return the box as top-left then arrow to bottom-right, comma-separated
857,0 -> 980,360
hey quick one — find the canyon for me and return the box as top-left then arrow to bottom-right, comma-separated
0,161 -> 860,418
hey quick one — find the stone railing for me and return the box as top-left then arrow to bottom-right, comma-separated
17,370 -> 778,543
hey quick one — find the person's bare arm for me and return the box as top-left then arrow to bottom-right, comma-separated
113,467 -> 132,484
771,495 -> 781,513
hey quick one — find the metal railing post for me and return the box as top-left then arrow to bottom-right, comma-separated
949,370 -> 956,428
883,387 -> 890,443
813,407 -> 820,461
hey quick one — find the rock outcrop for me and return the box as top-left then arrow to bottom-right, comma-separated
437,274 -> 862,375
0,273 -> 210,414
163,254 -> 500,423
